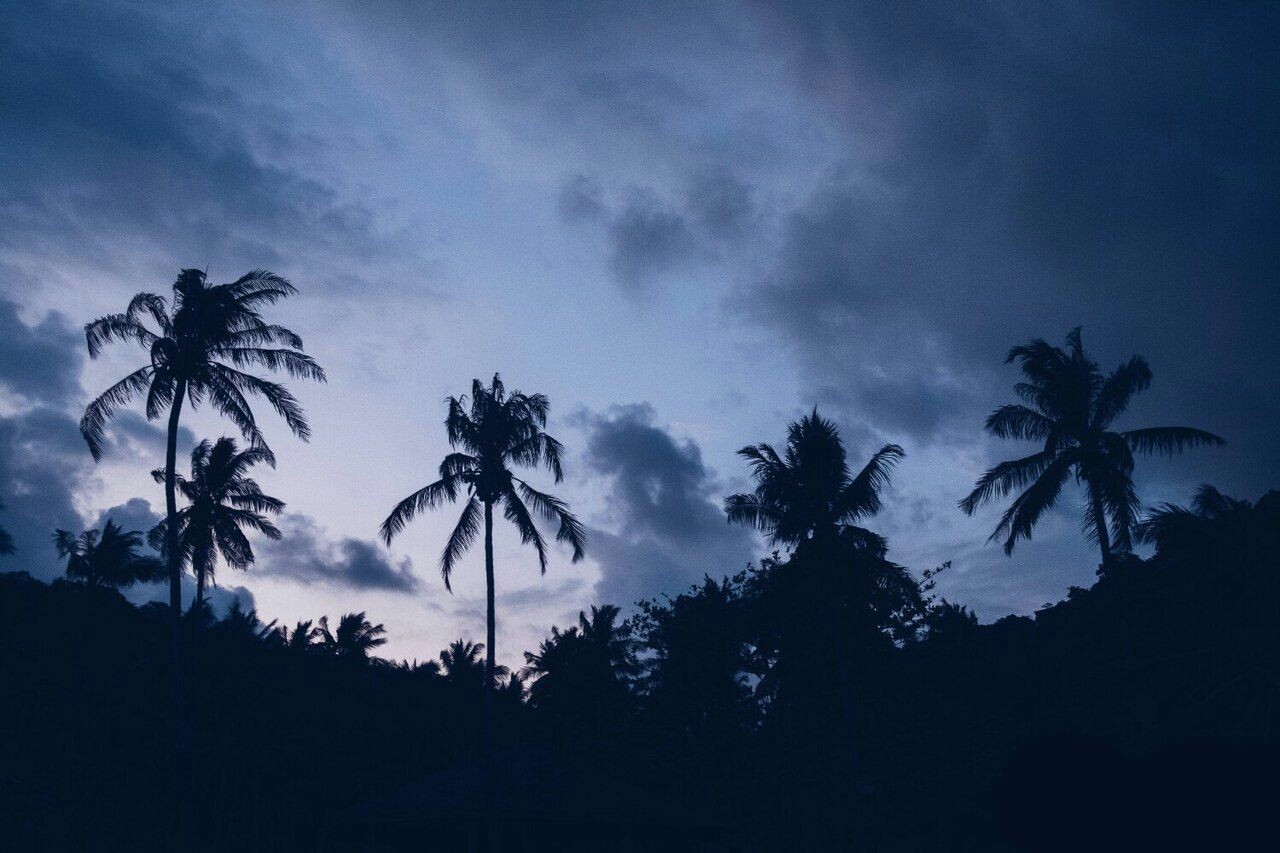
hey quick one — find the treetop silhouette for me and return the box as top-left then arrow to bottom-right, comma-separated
960,327 -> 1223,563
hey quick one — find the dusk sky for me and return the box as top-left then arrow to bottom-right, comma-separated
2,0 -> 1276,667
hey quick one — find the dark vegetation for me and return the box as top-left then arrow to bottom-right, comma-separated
0,275 -> 1273,850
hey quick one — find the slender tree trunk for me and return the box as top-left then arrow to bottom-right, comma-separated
1088,480 -> 1113,569
194,567 -> 206,615
482,499 -> 497,851
164,380 -> 192,845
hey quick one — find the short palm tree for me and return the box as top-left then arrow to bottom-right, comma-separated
284,619 -> 320,653
81,269 -> 323,625
148,437 -> 284,613
53,519 -> 165,589
725,409 -> 904,554
317,612 -> 388,661
379,374 -> 585,747
960,328 -> 1223,564
441,639 -> 507,691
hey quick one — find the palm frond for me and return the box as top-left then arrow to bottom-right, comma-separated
985,404 -> 1054,442
513,479 -> 586,561
381,476 -> 464,544
80,366 -> 155,460
959,450 -> 1055,515
1123,426 -> 1225,456
501,490 -> 548,574
1091,355 -> 1151,429
838,443 -> 904,522
440,496 -> 482,590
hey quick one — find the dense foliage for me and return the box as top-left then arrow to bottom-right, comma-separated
2,486 -> 1275,849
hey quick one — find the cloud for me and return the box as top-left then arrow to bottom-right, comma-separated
578,404 -> 757,608
0,0 -> 402,286
257,513 -> 420,593
558,173 -> 756,289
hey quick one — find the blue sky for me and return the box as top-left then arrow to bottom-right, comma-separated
1,0 -> 1276,666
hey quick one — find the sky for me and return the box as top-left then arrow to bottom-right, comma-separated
1,0 -> 1276,668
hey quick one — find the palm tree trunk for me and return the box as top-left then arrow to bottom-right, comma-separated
194,568 -> 206,614
164,380 -> 193,845
482,499 -> 497,852
1088,480 -> 1113,568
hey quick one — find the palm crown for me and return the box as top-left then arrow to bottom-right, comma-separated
318,613 -> 388,660
148,437 -> 284,606
380,374 -> 585,588
81,268 -> 325,460
960,327 -> 1224,560
725,409 -> 904,552
53,519 -> 165,589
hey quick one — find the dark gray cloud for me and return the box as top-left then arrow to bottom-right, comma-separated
558,174 -> 756,289
579,404 -> 757,607
0,299 -> 82,407
738,0 -> 1279,492
0,0 -> 389,280
257,513 -> 420,593
0,300 -> 195,579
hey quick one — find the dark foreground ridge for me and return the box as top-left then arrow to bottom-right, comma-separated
2,486 -> 1277,850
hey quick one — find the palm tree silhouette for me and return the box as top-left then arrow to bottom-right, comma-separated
284,619 -> 320,653
79,269 -> 321,842
53,519 -> 165,589
0,500 -> 14,555
440,638 -> 507,690
81,269 -> 323,624
379,374 -> 585,752
317,612 -> 388,661
725,409 -> 904,553
960,328 -> 1223,565
147,437 -> 283,613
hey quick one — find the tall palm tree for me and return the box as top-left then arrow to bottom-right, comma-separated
379,374 -> 586,750
725,409 -> 904,554
148,437 -> 283,613
960,328 -> 1223,565
81,269 -> 323,624
317,612 -> 388,661
0,500 -> 14,555
80,268 -> 321,842
53,519 -> 165,589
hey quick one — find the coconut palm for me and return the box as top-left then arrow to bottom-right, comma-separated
379,374 -> 585,749
147,437 -> 283,613
53,519 -> 165,589
317,612 -> 387,661
960,328 -> 1224,564
284,619 -> 320,654
81,269 -> 323,626
725,409 -> 904,554
441,639 -> 507,692
0,500 -> 14,555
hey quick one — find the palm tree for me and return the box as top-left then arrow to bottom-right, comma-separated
379,374 -> 585,750
0,500 -> 14,555
81,269 -> 323,625
725,409 -> 904,555
960,328 -> 1223,565
53,519 -> 165,589
441,639 -> 508,697
284,619 -> 320,654
214,599 -> 278,643
148,437 -> 283,613
317,612 -> 388,661
80,269 -> 321,842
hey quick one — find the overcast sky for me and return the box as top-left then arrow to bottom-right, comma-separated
2,0 -> 1275,667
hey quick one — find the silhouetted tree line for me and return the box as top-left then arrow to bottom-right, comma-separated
1,272 -> 1271,850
